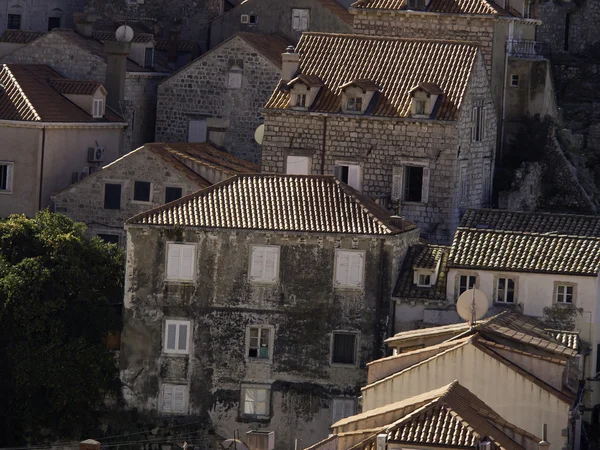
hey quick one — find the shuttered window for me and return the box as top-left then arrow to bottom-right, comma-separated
249,246 -> 279,283
286,155 -> 310,175
164,319 -> 191,354
332,332 -> 357,365
334,164 -> 361,191
335,250 -> 364,288
161,384 -> 188,414
472,105 -> 486,142
292,9 -> 310,31
332,398 -> 355,425
166,243 -> 196,281
188,119 -> 207,143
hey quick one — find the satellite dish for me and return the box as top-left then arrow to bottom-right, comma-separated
220,439 -> 249,450
254,124 -> 265,145
115,25 -> 134,43
456,288 -> 489,325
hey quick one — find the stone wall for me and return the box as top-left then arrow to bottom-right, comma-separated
156,36 -> 282,164
122,225 -> 418,450
52,146 -> 204,242
0,0 -> 84,34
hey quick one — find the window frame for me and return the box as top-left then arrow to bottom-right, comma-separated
295,93 -> 307,108
414,99 -> 426,115
346,96 -> 363,113
240,383 -> 271,419
188,118 -> 207,143
291,8 -> 310,31
331,398 -> 356,425
144,47 -> 154,69
165,186 -> 183,204
392,161 -> 430,204
510,74 -> 519,87
163,319 -> 192,355
495,276 -> 516,304
7,13 -> 21,30
103,183 -> 122,210
132,180 -> 152,203
92,98 -> 104,118
334,162 -> 362,191
404,165 -> 424,203
555,282 -> 576,305
417,273 -> 432,287
166,242 -> 196,283
472,103 -> 486,142
457,274 -> 478,298
159,383 -> 189,415
334,249 -> 365,289
97,233 -> 121,245
245,324 -> 274,362
248,245 -> 280,284
330,331 -> 359,367
0,162 -> 14,194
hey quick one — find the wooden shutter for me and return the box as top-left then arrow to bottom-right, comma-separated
251,247 -> 265,280
335,252 -> 350,285
263,247 -> 278,282
188,120 -> 207,143
421,167 -> 430,204
300,10 -> 309,30
162,385 -> 174,413
342,399 -> 355,418
332,399 -> 345,424
348,253 -> 363,287
173,385 -> 186,413
167,244 -> 181,279
292,10 -> 300,30
348,165 -> 361,191
180,245 -> 195,280
392,166 -> 403,201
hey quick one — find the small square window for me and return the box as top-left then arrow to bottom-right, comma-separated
496,277 -> 516,303
247,326 -> 272,360
334,250 -> 364,288
249,14 -> 257,24
160,383 -> 188,414
164,319 -> 191,354
0,162 -> 14,193
249,245 -> 280,283
347,97 -> 363,112
459,275 -> 477,296
331,332 -> 358,365
7,14 -> 21,30
404,166 -> 423,202
133,181 -> 151,202
167,243 -> 196,282
511,74 -> 519,87
242,386 -> 270,417
332,398 -> 355,425
97,233 -> 120,245
292,8 -> 310,31
165,186 -> 183,203
417,273 -> 431,287
48,16 -> 61,31
295,93 -> 306,108
472,105 -> 486,142
286,155 -> 310,175
556,285 -> 574,304
104,183 -> 121,210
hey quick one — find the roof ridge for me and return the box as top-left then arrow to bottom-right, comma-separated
298,31 -> 481,47
457,227 -> 600,240
1,65 -> 41,121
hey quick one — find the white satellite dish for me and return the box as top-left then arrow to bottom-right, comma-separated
254,123 -> 265,145
220,439 -> 249,450
115,25 -> 134,43
456,288 -> 489,325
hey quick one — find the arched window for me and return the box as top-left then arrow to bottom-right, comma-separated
7,4 -> 24,30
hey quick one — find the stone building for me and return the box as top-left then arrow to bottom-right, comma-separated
52,143 -> 258,244
121,174 -> 420,450
0,0 -> 84,35
209,0 -> 353,49
261,33 -> 497,243
0,63 -> 126,217
156,33 -> 290,164
1,26 -> 171,153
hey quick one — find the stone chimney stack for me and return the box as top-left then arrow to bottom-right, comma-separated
73,13 -> 98,37
104,40 -> 131,112
281,45 -> 300,82
79,439 -> 100,450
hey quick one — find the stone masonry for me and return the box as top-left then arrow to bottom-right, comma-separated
262,55 -> 496,244
0,0 -> 85,34
156,35 -> 284,164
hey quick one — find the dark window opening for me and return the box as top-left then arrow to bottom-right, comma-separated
404,166 -> 423,202
144,47 -> 154,69
564,13 -> 570,52
459,275 -> 477,296
7,14 -> 21,30
133,181 -> 151,202
98,234 -> 120,245
596,344 -> 600,374
332,333 -> 356,365
249,14 -> 257,24
165,187 -> 183,203
104,183 -> 121,210
48,16 -> 61,31
335,165 -> 349,184
0,164 -> 9,190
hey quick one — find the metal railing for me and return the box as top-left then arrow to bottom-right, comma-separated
506,40 -> 548,59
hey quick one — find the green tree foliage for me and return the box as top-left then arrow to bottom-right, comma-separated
0,211 -> 124,445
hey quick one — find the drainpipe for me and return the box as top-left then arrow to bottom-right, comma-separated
320,116 -> 327,174
374,239 -> 388,359
499,44 -> 509,162
38,127 -> 46,211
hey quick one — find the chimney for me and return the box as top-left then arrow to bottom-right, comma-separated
104,40 -> 131,112
538,424 -> 550,450
281,45 -> 299,82
79,440 -> 100,450
168,28 -> 181,66
389,215 -> 404,231
73,12 -> 98,37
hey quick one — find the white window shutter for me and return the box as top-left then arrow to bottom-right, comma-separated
173,385 -> 186,413
180,245 -> 195,280
332,399 -> 345,424
167,244 -> 181,279
348,253 -> 363,286
336,252 -> 350,285
392,166 -> 403,201
251,248 -> 265,280
342,399 -> 355,418
421,167 -> 430,204
162,385 -> 174,412
301,11 -> 309,30
263,248 -> 278,282
286,155 -> 310,175
188,120 -> 207,143
292,13 -> 300,30
348,165 -> 361,191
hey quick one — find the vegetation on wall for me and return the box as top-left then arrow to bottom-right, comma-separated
0,211 -> 125,445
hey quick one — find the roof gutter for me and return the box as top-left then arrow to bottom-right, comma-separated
0,120 -> 128,129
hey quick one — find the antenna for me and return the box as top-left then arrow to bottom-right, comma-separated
456,288 -> 488,327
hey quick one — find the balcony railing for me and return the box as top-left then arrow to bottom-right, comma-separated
506,40 -> 548,59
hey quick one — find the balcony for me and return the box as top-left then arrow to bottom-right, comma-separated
506,40 -> 548,59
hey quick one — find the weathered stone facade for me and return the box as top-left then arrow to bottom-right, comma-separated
52,146 -> 205,243
0,0 -> 84,34
209,0 -> 353,48
122,222 -> 419,450
156,35 -> 286,164
262,55 -> 496,244
2,30 -> 168,153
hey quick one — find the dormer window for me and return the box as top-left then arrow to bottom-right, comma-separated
93,99 -> 105,118
407,0 -> 426,10
347,97 -> 362,112
413,268 -> 436,287
287,74 -> 323,110
340,79 -> 378,115
409,83 -> 443,119
417,273 -> 431,287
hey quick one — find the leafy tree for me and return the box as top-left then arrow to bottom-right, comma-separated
0,211 -> 124,445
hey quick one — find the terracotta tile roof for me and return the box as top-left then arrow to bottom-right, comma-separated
288,74 -> 324,88
144,146 -> 212,189
317,0 -> 354,24
0,64 -> 124,123
340,79 -> 380,91
154,38 -> 198,53
49,79 -> 104,96
0,30 -> 45,44
92,31 -> 154,43
265,33 -> 478,120
412,82 -> 444,95
385,321 -> 469,344
450,209 -> 600,276
127,175 -> 417,235
351,0 -> 510,16
237,33 -> 292,69
393,244 -> 449,301
548,330 -> 581,351
343,382 -> 539,450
